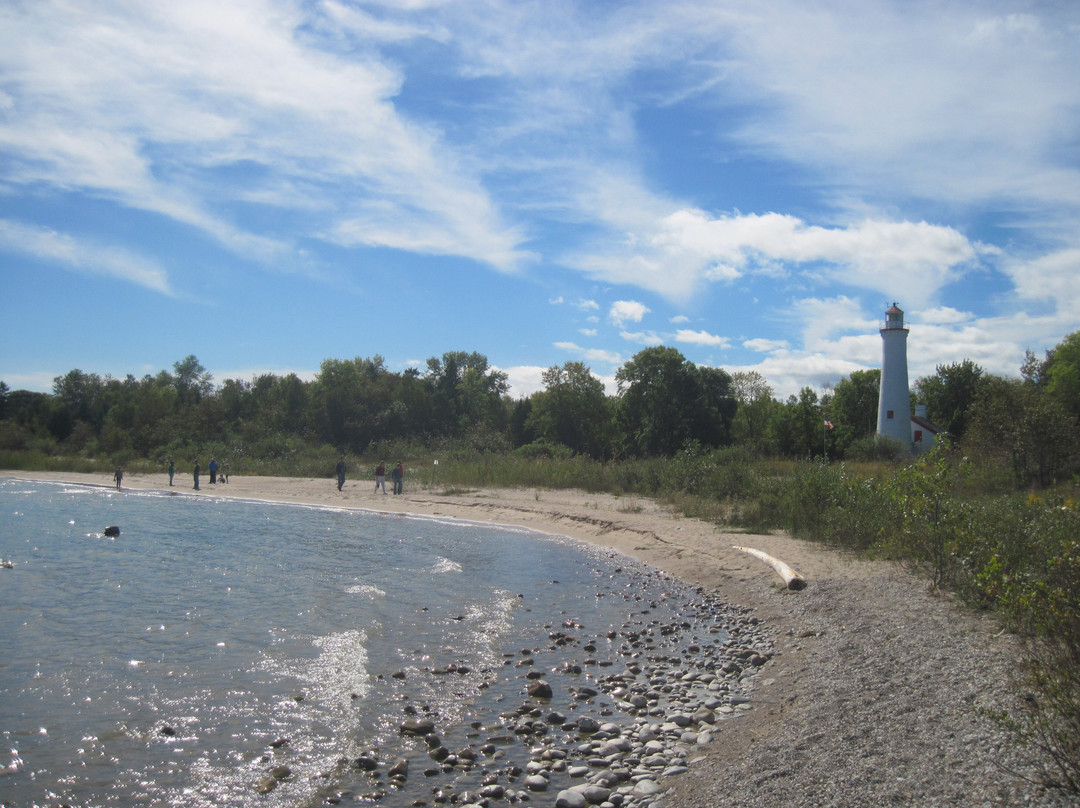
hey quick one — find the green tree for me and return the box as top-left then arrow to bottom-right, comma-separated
915,360 -> 986,439
527,362 -> 610,457
613,347 -> 735,457
825,369 -> 880,456
507,397 -> 536,449
172,355 -> 213,406
730,370 -> 774,453
52,369 -> 104,426
308,357 -> 401,450
966,376 -> 1079,487
1021,348 -> 1053,387
770,387 -> 824,458
1046,331 -> 1080,422
425,351 -> 508,435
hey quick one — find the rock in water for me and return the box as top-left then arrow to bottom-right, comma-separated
400,718 -> 436,736
527,680 -> 553,699
104,526 -> 120,537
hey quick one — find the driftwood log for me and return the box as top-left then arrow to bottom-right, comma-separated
732,545 -> 807,590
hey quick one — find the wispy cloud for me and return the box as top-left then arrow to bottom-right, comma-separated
708,3 -> 1080,222
0,220 -> 171,294
1006,248 -> 1080,309
619,330 -> 664,346
555,341 -> 623,365
743,337 -> 789,354
0,0 -> 527,273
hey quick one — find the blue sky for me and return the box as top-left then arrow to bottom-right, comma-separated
2,0 -> 1078,400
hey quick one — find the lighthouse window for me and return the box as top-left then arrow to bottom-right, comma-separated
886,410 -> 894,419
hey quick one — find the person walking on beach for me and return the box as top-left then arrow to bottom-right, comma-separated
208,457 -> 218,485
194,461 -> 201,491
375,461 -> 387,494
391,461 -> 404,495
168,458 -> 175,486
336,455 -> 347,491
113,467 -> 123,490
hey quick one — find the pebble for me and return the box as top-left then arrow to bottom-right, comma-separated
313,574 -> 774,807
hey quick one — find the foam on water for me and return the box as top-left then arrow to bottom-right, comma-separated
429,555 -> 464,574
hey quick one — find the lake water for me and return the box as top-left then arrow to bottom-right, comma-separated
0,477 -> 727,807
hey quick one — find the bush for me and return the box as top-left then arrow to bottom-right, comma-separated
984,499 -> 1080,792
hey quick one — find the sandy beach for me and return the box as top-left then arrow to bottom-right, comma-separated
4,470 -> 1071,807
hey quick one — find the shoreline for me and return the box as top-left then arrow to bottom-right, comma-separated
3,470 -> 1069,806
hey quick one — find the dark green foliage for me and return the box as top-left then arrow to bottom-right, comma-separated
730,370 -> 775,454
914,359 -> 987,439
825,369 -> 881,455
1046,331 -> 1080,423
613,347 -> 736,457
526,362 -> 610,458
965,376 -> 1080,488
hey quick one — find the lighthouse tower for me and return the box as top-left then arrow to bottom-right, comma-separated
876,303 -> 911,447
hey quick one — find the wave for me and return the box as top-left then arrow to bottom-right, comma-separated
428,556 -> 463,574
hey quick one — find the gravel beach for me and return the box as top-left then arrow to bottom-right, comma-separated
6,471 -> 1077,807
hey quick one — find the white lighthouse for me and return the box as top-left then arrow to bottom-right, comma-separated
876,303 -> 912,447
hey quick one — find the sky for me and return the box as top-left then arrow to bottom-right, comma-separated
2,0 -> 1079,402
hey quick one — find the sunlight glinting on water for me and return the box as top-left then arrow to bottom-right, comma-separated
0,477 -> 718,807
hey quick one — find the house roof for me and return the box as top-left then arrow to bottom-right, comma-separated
911,415 -> 943,434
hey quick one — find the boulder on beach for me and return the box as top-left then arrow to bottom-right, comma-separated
555,789 -> 588,808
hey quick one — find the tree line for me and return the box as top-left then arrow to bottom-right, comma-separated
2,333 -> 1079,487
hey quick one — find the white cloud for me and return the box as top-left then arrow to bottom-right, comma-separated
500,364 -> 546,398
0,370 -> 60,393
1006,248 -> 1080,309
555,341 -> 623,365
670,315 -> 690,323
718,2 -> 1080,221
916,306 -> 975,325
566,200 -> 987,304
743,337 -> 789,353
609,299 -> 649,327
0,0 -> 528,273
579,328 -> 598,337
0,219 -> 172,294
619,330 -> 664,346
787,296 -> 877,351
674,329 -> 729,347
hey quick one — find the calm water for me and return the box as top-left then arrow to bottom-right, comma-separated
0,478 -> 711,807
